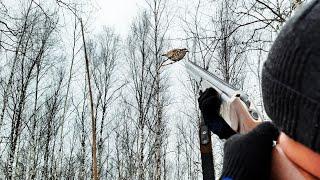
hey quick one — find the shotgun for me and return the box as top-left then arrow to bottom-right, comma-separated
184,60 -> 263,180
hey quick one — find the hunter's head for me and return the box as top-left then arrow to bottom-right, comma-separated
262,0 -> 320,153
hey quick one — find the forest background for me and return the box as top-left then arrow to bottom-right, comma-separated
0,0 -> 305,179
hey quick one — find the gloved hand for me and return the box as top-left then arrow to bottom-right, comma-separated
221,122 -> 280,180
198,87 -> 236,139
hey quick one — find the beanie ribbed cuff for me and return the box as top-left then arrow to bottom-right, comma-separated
262,68 -> 320,153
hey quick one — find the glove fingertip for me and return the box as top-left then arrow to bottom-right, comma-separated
252,122 -> 280,141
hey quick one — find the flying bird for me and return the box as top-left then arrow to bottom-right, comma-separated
162,48 -> 189,62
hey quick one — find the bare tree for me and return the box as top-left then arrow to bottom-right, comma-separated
80,18 -> 99,180
56,10 -> 79,179
126,11 -> 154,179
144,0 -> 171,179
0,1 -> 59,178
215,0 -> 247,89
122,0 -> 170,177
88,27 -> 121,178
71,87 -> 89,180
42,71 -> 64,179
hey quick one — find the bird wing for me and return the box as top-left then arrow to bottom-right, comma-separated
171,49 -> 187,61
164,49 -> 178,59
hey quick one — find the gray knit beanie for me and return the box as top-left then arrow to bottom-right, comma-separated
262,0 -> 320,153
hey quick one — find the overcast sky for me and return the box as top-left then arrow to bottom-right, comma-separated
92,0 -> 145,37
91,0 -> 190,45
